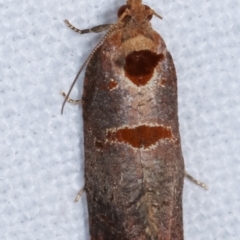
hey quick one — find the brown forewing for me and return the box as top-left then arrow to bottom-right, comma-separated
82,18 -> 184,240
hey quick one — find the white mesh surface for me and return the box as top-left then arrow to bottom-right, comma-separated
0,0 -> 239,239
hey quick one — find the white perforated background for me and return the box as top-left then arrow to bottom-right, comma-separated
0,0 -> 239,239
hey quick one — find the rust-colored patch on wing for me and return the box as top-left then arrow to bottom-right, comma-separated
107,125 -> 173,149
124,50 -> 164,86
99,79 -> 118,91
107,79 -> 118,91
160,77 -> 167,87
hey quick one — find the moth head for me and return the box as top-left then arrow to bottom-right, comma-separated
117,1 -> 162,23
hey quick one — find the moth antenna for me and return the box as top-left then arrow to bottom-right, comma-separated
61,22 -> 123,114
152,10 -> 163,20
184,171 -> 209,190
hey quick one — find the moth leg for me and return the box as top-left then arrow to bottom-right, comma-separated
64,19 -> 112,34
74,187 -> 85,202
184,170 -> 208,190
60,91 -> 81,105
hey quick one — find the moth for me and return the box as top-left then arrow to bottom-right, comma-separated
62,0 -> 207,239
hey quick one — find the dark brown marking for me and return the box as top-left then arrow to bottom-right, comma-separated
95,140 -> 104,150
99,214 -> 115,228
160,78 -> 167,87
99,79 -> 118,91
107,79 -> 118,90
107,125 -> 173,149
124,50 -> 164,86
